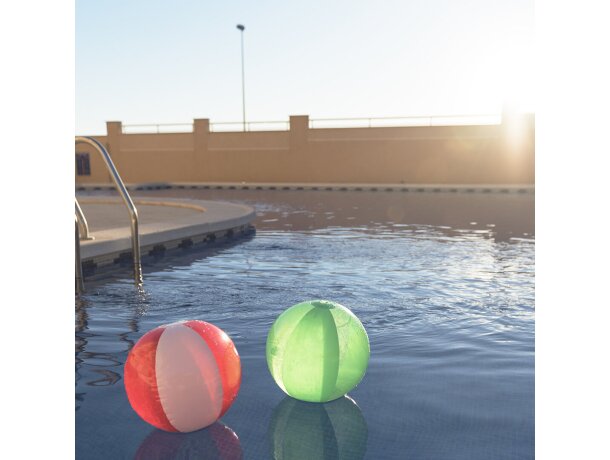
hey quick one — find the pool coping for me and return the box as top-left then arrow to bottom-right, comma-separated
76,182 -> 534,194
77,197 -> 255,277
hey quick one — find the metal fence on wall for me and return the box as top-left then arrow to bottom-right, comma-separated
121,114 -> 501,134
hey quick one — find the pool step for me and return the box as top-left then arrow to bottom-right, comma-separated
81,224 -> 254,280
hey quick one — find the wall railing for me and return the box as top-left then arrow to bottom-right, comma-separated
122,123 -> 194,134
210,120 -> 290,132
121,114 -> 501,134
309,114 -> 501,129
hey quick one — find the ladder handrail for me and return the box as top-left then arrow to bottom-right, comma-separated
75,198 -> 93,240
75,215 -> 84,294
75,136 -> 143,287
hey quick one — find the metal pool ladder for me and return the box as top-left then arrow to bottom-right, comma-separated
75,136 -> 143,293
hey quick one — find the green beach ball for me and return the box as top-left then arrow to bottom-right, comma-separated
266,300 -> 370,403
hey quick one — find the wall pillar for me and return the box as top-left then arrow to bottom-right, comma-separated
288,115 -> 310,182
500,105 -> 535,183
105,121 -> 123,182
501,105 -> 531,155
289,115 -> 309,153
193,118 -> 209,182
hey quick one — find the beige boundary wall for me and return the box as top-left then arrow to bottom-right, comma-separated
76,113 -> 534,186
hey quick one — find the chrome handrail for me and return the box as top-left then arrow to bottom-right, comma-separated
75,215 -> 84,294
75,136 -> 143,287
75,198 -> 93,240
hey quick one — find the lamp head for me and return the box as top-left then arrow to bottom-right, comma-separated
236,24 -> 245,31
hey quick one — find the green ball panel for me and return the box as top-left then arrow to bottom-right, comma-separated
266,300 -> 370,403
266,302 -> 316,393
329,307 -> 370,398
282,306 -> 340,401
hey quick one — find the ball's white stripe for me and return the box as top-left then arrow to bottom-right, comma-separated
155,323 -> 223,432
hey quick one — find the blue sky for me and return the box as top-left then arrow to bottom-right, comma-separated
76,0 -> 534,134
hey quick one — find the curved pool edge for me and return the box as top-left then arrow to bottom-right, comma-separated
77,197 -> 255,277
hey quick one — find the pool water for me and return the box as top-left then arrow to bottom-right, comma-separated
76,190 -> 534,459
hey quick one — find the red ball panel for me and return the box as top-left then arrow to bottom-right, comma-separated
124,326 -> 177,432
184,321 -> 241,418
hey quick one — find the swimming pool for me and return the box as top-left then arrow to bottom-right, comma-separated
76,189 -> 534,459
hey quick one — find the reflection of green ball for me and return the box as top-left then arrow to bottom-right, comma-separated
268,396 -> 368,460
266,300 -> 370,403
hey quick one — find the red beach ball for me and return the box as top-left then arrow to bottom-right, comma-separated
124,320 -> 241,433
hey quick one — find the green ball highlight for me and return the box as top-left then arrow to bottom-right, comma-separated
266,300 -> 370,403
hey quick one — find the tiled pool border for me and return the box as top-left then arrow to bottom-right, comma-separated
77,182 -> 534,194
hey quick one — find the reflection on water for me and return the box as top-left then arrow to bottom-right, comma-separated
112,188 -> 535,243
135,422 -> 242,460
269,396 -> 368,460
75,287 -> 151,412
75,297 -> 89,411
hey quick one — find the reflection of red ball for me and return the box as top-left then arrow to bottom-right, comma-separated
124,320 -> 241,433
135,422 -> 243,460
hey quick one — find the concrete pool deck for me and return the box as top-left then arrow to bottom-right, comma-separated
77,197 -> 255,275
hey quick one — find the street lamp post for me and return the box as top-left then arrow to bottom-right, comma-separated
236,24 -> 246,132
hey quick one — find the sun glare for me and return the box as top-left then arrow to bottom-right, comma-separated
469,40 -> 535,115
498,54 -> 536,114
